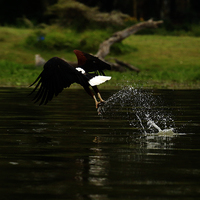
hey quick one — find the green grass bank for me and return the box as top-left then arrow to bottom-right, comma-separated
0,26 -> 199,89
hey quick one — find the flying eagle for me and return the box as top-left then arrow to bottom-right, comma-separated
29,50 -> 111,110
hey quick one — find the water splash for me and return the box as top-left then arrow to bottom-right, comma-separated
147,120 -> 162,132
99,86 -> 176,136
147,120 -> 175,136
136,114 -> 147,136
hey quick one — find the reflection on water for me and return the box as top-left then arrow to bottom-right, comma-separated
0,87 -> 200,200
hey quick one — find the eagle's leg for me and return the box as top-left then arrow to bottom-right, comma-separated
83,86 -> 99,108
97,92 -> 105,103
92,86 -> 105,103
93,95 -> 99,108
92,86 -> 106,114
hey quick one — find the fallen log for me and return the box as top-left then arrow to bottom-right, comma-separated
114,58 -> 140,73
96,19 -> 163,72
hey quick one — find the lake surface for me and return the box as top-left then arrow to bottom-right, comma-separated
0,87 -> 199,200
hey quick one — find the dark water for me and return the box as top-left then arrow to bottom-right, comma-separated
0,87 -> 200,200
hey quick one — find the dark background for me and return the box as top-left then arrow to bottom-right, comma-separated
0,0 -> 200,26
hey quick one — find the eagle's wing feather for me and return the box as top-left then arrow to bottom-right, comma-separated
30,57 -> 88,105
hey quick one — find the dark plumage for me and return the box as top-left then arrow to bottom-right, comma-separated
29,50 -> 111,110
74,50 -> 110,75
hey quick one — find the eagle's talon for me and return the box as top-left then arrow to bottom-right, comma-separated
96,101 -> 106,115
97,101 -> 105,108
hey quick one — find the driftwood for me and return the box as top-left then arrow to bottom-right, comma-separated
96,19 -> 163,72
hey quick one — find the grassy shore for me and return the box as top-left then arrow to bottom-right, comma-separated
0,26 -> 199,89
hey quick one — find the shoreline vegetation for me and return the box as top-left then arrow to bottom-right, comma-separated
0,26 -> 199,89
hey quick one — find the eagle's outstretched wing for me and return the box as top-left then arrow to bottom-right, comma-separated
29,57 -> 88,105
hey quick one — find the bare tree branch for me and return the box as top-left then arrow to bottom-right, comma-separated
95,19 -> 163,72
96,19 -> 163,60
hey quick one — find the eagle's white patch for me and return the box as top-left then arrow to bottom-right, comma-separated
76,67 -> 85,74
89,76 -> 111,86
